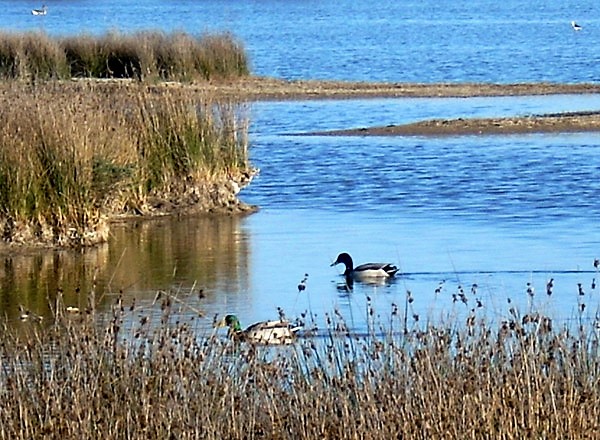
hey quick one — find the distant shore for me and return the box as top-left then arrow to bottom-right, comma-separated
203,76 -> 600,100
201,77 -> 600,135
309,111 -> 600,136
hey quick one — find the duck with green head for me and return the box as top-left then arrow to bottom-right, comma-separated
217,314 -> 302,345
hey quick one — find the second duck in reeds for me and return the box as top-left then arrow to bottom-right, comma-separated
331,252 -> 399,282
217,314 -> 302,345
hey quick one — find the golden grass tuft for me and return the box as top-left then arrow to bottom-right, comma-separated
0,81 -> 253,247
0,31 -> 70,81
0,30 -> 249,82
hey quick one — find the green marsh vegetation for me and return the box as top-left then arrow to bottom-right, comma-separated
2,288 -> 599,439
0,32 -> 253,248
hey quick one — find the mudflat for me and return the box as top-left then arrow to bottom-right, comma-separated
203,77 -> 600,100
310,111 -> 600,136
200,77 -> 600,135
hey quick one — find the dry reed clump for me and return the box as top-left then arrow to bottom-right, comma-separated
0,31 -> 70,82
1,292 -> 598,439
0,30 -> 248,82
0,81 -> 253,248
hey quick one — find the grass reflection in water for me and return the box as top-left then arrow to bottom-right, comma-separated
0,215 -> 250,326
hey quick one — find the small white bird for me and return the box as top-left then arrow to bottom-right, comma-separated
31,5 -> 47,16
571,21 -> 582,31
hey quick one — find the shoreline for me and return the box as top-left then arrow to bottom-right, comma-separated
91,78 -> 600,135
200,77 -> 600,100
201,77 -> 600,135
309,111 -> 600,137
2,77 -> 600,251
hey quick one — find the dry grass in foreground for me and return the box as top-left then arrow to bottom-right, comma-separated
1,293 -> 598,439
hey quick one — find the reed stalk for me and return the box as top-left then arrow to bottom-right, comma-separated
1,292 -> 598,439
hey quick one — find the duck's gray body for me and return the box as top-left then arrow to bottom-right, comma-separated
331,252 -> 399,281
218,314 -> 302,345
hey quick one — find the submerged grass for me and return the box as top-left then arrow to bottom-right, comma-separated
0,30 -> 248,82
0,81 -> 252,247
2,290 -> 599,439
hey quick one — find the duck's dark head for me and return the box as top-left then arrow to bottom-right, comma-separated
331,252 -> 354,274
218,314 -> 242,332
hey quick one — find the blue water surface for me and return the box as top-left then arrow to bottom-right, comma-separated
1,0 -> 599,82
1,1 -> 599,333
237,95 -> 600,331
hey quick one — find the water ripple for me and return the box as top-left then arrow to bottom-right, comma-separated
245,97 -> 600,228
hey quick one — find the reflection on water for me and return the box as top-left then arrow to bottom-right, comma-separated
0,246 -> 108,322
246,209 -> 600,331
0,215 -> 251,327
3,96 -> 600,334
107,215 -> 250,299
2,208 -> 599,334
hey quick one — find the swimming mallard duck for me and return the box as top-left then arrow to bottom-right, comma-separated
331,252 -> 399,281
216,314 -> 302,345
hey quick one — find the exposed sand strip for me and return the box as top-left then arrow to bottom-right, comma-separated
197,77 -> 600,135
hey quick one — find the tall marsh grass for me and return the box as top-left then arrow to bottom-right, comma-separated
0,30 -> 249,82
2,293 -> 599,439
0,81 -> 252,247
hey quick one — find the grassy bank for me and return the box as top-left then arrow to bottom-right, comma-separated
0,81 -> 253,248
0,30 -> 253,248
0,31 -> 248,82
2,296 -> 599,439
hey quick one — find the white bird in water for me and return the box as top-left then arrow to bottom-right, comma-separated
571,21 -> 582,31
31,5 -> 47,16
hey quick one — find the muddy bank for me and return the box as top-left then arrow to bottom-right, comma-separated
200,77 -> 600,100
311,111 -> 600,137
200,77 -> 600,135
110,170 -> 258,220
0,171 -> 257,252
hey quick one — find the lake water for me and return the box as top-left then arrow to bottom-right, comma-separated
1,0 -> 600,333
1,0 -> 600,82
